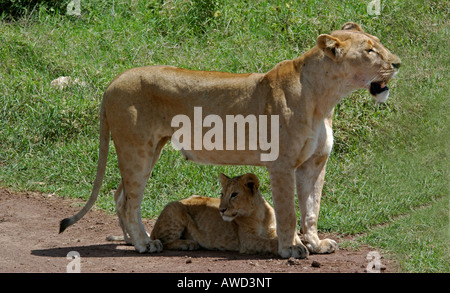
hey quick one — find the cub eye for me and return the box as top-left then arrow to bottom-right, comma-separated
366,48 -> 375,54
220,193 -> 224,198
230,192 -> 238,199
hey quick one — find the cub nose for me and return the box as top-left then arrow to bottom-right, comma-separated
392,62 -> 401,69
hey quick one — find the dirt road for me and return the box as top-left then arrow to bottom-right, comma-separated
0,188 -> 392,273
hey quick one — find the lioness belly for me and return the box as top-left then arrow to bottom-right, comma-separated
181,149 -> 263,166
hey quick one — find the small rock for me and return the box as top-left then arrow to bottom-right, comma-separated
286,257 -> 298,266
51,76 -> 86,90
186,258 -> 192,264
311,260 -> 321,268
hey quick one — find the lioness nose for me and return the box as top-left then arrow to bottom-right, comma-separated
220,208 -> 226,213
392,62 -> 401,69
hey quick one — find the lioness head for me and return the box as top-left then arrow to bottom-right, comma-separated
218,173 -> 262,221
317,22 -> 401,103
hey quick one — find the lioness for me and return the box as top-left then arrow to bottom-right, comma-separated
60,22 -> 400,259
149,173 -> 278,254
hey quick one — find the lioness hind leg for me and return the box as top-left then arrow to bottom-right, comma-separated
119,181 -> 162,253
114,139 -> 169,253
107,179 -> 151,244
110,180 -> 133,245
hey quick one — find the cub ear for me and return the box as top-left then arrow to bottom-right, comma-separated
341,22 -> 364,32
317,34 -> 344,61
218,173 -> 230,186
241,173 -> 260,194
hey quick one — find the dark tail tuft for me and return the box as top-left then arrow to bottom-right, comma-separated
59,218 -> 72,234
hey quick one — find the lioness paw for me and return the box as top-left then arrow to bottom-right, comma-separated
306,238 -> 338,254
279,243 -> 309,259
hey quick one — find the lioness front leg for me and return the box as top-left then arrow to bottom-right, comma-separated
268,167 -> 308,259
296,155 -> 338,254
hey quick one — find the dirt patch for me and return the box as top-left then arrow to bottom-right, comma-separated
0,188 -> 394,273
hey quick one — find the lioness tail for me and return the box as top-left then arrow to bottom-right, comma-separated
59,103 -> 110,234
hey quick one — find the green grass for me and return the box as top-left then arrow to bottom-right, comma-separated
0,0 -> 448,272
361,197 -> 449,273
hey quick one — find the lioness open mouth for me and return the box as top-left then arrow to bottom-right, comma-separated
370,81 -> 389,96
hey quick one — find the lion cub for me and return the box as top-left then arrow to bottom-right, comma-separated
150,173 -> 278,255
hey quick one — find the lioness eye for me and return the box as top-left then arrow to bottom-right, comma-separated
231,192 -> 238,198
220,193 -> 223,198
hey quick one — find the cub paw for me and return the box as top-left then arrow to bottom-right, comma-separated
147,239 -> 163,253
179,240 -> 199,251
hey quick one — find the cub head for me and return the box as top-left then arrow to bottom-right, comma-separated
218,173 -> 261,221
317,22 -> 401,103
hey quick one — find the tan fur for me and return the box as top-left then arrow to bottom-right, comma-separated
60,23 -> 400,259
149,173 -> 278,254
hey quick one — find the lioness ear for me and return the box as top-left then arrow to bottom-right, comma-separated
317,34 -> 344,61
241,173 -> 259,194
218,173 -> 229,186
341,22 -> 364,32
